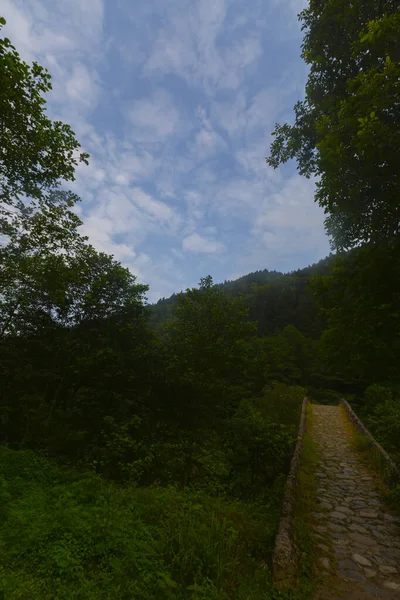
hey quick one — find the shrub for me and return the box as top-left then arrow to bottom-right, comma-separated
365,397 -> 400,463
225,384 -> 304,499
363,384 -> 393,411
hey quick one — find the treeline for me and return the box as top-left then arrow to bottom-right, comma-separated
152,257 -> 335,338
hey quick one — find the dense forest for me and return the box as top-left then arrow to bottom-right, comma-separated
0,0 -> 399,598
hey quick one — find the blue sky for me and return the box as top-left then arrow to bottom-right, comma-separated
3,0 -> 331,301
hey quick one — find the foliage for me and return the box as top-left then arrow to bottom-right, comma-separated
363,384 -> 393,412
0,17 -> 88,235
293,425 -> 318,597
364,396 -> 400,464
4,9 -> 400,597
311,240 -> 400,390
0,447 -> 284,600
226,384 -> 304,499
160,277 -> 256,431
266,2 -> 400,249
152,257 -> 336,340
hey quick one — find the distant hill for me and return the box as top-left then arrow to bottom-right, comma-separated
150,254 -> 337,338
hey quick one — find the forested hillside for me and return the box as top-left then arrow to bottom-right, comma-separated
1,0 -> 400,597
152,255 -> 336,338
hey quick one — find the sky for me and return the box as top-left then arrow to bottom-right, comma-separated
2,0 -> 331,301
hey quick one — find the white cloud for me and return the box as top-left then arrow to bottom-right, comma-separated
182,232 -> 224,253
131,188 -> 174,222
115,174 -> 130,185
127,90 -> 181,142
144,0 -> 262,92
2,0 -> 104,129
1,0 -> 330,300
251,175 -> 331,254
194,128 -> 227,156
2,0 -> 104,59
66,63 -> 99,106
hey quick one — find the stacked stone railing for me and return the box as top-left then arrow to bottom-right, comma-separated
272,396 -> 309,589
340,399 -> 400,486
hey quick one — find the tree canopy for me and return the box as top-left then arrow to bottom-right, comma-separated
0,16 -> 89,237
266,2 -> 400,250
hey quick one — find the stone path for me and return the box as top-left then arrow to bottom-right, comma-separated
311,404 -> 400,599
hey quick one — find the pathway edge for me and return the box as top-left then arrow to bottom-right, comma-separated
272,396 -> 309,589
340,398 -> 400,485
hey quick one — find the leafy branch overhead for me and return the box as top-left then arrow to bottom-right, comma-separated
266,3 -> 400,250
0,17 -> 89,226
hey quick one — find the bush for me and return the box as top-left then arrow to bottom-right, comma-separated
363,384 -> 393,411
365,396 -> 400,463
307,387 -> 341,405
225,384 -> 304,499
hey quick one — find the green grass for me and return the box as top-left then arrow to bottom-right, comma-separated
351,431 -> 374,453
291,406 -> 319,599
349,428 -> 398,488
0,446 -> 289,600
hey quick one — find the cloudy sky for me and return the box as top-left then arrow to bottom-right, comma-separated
3,0 -> 331,300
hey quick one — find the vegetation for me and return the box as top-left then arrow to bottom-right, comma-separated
266,0 -> 400,250
1,0 -> 400,595
0,447 -> 288,600
293,421 -> 318,596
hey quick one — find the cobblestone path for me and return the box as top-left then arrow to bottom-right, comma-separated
311,404 -> 400,599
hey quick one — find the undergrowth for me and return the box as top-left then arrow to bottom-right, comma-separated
348,423 -> 398,488
291,404 -> 318,598
0,446 -> 292,600
346,412 -> 400,513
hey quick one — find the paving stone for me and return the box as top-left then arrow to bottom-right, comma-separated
343,570 -> 367,583
338,558 -> 357,570
309,404 -> 400,599
334,505 -> 353,514
328,523 -> 347,533
379,565 -> 398,574
330,510 -> 347,519
349,524 -> 368,534
333,538 -> 349,546
364,569 -> 377,578
319,501 -> 333,510
383,513 -> 399,523
348,532 -> 376,547
383,582 -> 400,591
360,509 -> 379,518
351,553 -> 372,567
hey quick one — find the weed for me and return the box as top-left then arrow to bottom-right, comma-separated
351,432 -> 373,453
291,404 -> 319,599
348,425 -> 397,488
0,446 -> 287,599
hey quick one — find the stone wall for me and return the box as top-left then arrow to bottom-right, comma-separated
341,399 -> 400,485
272,396 -> 309,589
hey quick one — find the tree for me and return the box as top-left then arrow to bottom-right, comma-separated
0,17 -> 89,234
162,276 -> 256,424
155,277 -> 256,487
266,3 -> 400,249
311,240 -> 400,389
0,214 -> 153,458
